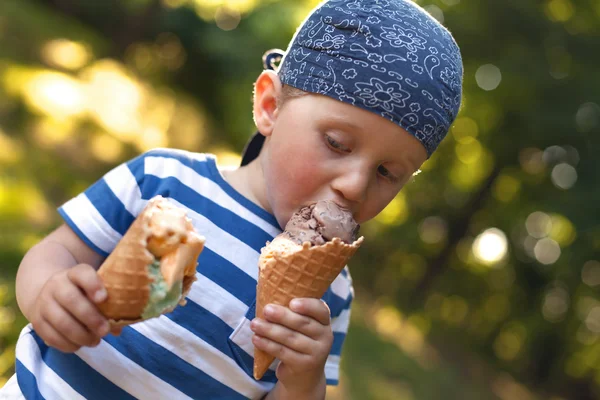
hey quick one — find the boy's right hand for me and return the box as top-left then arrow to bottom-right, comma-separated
30,263 -> 116,353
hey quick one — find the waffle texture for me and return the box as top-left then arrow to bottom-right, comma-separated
97,196 -> 205,326
254,235 -> 363,379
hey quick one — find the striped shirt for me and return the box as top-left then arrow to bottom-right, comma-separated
14,148 -> 354,399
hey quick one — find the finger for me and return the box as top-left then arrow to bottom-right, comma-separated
251,318 -> 314,354
67,264 -> 107,304
57,281 -> 109,337
289,299 -> 331,326
110,326 -> 123,336
252,334 -> 311,367
36,316 -> 81,353
263,304 -> 323,339
53,282 -> 110,337
45,298 -> 101,348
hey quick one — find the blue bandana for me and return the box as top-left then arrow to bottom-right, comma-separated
273,0 -> 463,156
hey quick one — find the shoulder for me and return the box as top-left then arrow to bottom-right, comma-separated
128,148 -> 217,178
135,147 -> 214,166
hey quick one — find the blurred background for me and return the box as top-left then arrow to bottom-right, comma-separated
0,0 -> 598,398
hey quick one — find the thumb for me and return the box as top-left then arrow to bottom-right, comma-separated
67,264 -> 107,304
275,361 -> 288,382
110,326 -> 123,336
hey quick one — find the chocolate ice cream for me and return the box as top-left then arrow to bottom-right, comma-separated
282,200 -> 359,246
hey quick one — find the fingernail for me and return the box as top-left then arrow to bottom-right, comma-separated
94,289 -> 107,303
264,305 -> 275,316
98,322 -> 109,336
290,299 -> 301,309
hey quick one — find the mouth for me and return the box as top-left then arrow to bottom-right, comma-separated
305,199 -> 352,212
304,200 -> 356,220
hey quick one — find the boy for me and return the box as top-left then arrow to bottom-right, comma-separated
2,0 -> 462,398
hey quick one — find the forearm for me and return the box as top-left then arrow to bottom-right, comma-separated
16,240 -> 79,321
263,373 -> 326,400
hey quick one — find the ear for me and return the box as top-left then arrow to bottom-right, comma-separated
253,70 -> 282,137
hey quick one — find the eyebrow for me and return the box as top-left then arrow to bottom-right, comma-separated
324,116 -> 362,132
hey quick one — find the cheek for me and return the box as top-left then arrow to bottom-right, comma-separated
270,149 -> 323,199
265,142 -> 327,220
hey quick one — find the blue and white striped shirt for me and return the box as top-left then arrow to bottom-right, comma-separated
14,148 -> 354,399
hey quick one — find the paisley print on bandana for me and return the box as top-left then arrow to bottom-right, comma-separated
275,0 -> 463,156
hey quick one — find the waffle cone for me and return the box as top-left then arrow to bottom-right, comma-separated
253,235 -> 363,380
97,196 -> 205,326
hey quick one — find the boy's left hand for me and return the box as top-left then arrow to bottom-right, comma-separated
251,298 -> 332,391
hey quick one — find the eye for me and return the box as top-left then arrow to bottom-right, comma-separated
325,134 -> 350,153
378,165 -> 399,183
377,165 -> 390,177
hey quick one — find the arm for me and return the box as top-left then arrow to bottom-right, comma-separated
17,150 -> 156,349
16,223 -> 114,352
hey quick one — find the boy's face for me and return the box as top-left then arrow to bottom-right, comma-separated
253,72 -> 428,229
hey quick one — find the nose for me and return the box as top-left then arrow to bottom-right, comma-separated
330,167 -> 370,208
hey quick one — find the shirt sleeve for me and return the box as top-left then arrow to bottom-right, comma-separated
322,266 -> 354,386
58,151 -> 150,257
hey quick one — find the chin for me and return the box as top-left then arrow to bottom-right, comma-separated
274,213 -> 290,231
270,200 -> 298,231
269,206 -> 287,231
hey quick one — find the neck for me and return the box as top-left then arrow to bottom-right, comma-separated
220,156 -> 270,214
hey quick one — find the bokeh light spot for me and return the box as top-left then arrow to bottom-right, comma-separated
472,228 -> 508,266
418,216 -> 448,244
551,163 -> 577,189
526,211 -> 552,239
534,238 -> 561,265
575,102 -> 600,132
582,260 -> 600,287
542,285 -> 569,322
545,0 -> 575,22
451,117 -> 479,143
475,64 -> 502,91
519,148 -> 546,174
493,174 -> 521,203
41,39 -> 92,70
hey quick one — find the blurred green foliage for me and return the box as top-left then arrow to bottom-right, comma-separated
0,0 -> 598,398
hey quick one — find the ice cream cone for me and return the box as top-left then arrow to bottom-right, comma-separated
253,235 -> 363,380
97,196 -> 205,326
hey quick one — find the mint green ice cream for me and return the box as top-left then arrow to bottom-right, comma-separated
141,260 -> 184,320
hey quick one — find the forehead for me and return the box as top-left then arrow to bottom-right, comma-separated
285,93 -> 428,163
